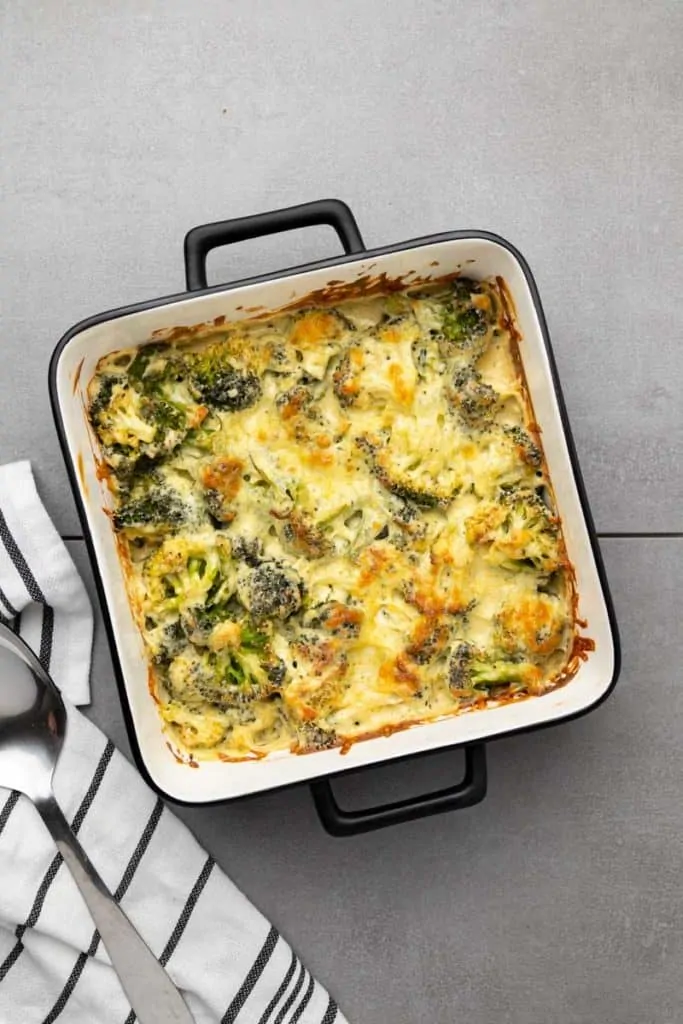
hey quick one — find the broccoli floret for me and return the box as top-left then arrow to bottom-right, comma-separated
180,603 -> 274,653
90,364 -> 206,471
147,620 -> 187,664
390,500 -> 428,537
90,380 -> 156,448
141,370 -> 209,432
236,561 -> 303,621
264,655 -> 287,688
165,647 -> 216,706
164,614 -> 284,709
356,434 -> 457,508
230,535 -> 263,567
383,481 -> 440,508
503,425 -> 543,469
466,489 -> 563,573
460,428 -> 541,495
199,456 -> 245,525
279,512 -> 331,560
225,622 -> 285,688
239,621 -> 270,652
180,604 -> 235,645
189,354 -> 261,411
450,277 -> 480,304
469,657 -> 532,689
494,593 -> 567,659
392,501 -> 418,524
442,305 -> 487,345
295,723 -> 338,752
216,644 -> 284,702
275,384 -> 317,419
182,606 -> 270,651
99,445 -> 152,479
112,464 -> 204,537
436,278 -> 495,363
204,488 -> 232,524
143,531 -> 234,615
89,373 -> 124,421
284,631 -> 349,717
410,331 -> 450,381
126,343 -> 169,383
219,651 -> 254,695
388,501 -> 428,549
332,350 -> 361,408
405,619 -> 451,664
449,366 -> 499,427
303,601 -> 363,637
164,646 -> 225,706
448,641 -> 534,694
113,487 -> 193,537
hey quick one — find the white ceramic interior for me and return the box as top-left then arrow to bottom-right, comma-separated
53,236 -> 616,803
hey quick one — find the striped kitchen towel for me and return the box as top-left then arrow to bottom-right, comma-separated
0,462 -> 345,1024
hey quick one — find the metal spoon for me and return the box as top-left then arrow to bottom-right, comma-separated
0,622 -> 195,1024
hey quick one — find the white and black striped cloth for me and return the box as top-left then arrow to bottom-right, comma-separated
0,463 -> 346,1024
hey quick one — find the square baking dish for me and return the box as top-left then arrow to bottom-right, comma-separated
50,199 -> 620,834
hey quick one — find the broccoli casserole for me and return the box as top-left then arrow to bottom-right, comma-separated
87,276 -> 578,760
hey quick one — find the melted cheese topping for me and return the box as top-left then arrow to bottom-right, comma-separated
88,277 -> 578,760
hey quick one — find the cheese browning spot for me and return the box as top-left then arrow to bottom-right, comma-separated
202,457 -> 244,500
290,310 -> 342,347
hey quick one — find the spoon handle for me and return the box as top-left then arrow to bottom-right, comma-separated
36,793 -> 195,1024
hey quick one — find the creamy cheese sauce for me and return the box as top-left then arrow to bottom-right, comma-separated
88,277 -> 577,760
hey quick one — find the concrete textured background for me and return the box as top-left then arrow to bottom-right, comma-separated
2,1 -> 682,1022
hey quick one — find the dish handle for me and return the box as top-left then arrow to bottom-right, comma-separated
310,745 -> 487,836
183,198 -> 365,290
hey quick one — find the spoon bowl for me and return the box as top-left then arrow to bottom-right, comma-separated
0,622 -> 194,1024
0,626 -> 65,802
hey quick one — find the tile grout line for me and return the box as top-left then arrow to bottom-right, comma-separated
596,532 -> 683,539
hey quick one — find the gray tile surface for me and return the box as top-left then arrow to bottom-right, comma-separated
68,538 -> 683,1024
2,0 -> 682,535
2,1 -> 682,1020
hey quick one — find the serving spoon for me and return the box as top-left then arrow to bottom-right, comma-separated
0,622 -> 195,1024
